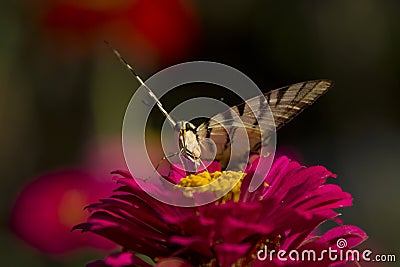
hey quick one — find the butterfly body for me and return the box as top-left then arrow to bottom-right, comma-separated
176,121 -> 202,161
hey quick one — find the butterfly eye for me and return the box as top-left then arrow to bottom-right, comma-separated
174,123 -> 182,132
185,123 -> 191,130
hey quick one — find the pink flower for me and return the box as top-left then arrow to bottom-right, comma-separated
75,156 -> 367,266
10,170 -> 115,255
10,136 -> 165,256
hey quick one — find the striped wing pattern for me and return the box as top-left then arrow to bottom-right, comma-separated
265,79 -> 333,130
196,80 -> 333,168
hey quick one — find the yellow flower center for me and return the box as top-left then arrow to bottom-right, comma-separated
177,171 -> 246,203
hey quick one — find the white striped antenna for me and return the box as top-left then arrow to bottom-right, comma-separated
105,41 -> 177,128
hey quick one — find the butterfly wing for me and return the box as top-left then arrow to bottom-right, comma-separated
196,80 -> 333,168
265,79 -> 333,130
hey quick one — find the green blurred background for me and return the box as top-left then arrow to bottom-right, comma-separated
1,0 -> 399,266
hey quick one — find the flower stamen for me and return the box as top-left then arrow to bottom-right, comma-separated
177,171 -> 246,203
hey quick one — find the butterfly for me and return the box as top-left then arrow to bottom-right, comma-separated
107,43 -> 333,171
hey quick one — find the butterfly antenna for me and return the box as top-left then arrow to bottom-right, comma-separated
104,41 -> 177,128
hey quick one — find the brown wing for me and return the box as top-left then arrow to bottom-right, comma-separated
196,80 -> 333,168
265,80 -> 333,130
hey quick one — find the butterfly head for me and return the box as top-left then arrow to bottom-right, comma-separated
176,121 -> 201,160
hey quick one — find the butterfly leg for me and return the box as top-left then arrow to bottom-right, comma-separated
199,159 -> 208,173
193,159 -> 207,173
177,148 -> 190,175
145,150 -> 182,181
193,159 -> 199,173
